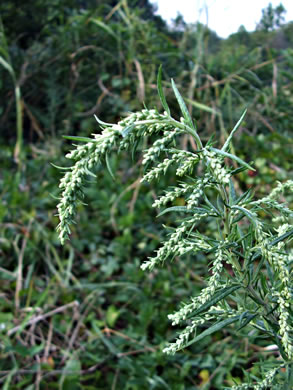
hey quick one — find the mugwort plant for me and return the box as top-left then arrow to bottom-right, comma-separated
56,67 -> 293,388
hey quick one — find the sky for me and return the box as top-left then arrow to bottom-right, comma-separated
150,0 -> 293,38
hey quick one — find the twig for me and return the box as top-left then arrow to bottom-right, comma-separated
14,219 -> 33,310
0,363 -> 102,376
8,301 -> 79,336
102,327 -> 156,352
44,319 -> 53,360
117,348 -> 154,357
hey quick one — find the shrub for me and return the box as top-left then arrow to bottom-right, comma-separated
56,67 -> 293,388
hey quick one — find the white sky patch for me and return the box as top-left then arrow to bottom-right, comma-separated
150,0 -> 293,37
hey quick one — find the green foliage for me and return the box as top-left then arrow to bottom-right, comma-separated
56,71 -> 293,388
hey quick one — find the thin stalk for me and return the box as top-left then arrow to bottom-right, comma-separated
14,84 -> 23,165
133,118 -> 203,150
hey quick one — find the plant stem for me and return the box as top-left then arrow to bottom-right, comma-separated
14,84 -> 23,167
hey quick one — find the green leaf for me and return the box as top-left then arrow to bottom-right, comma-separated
231,206 -> 258,227
235,189 -> 253,205
63,135 -> 94,143
230,165 -> 249,176
171,79 -> 194,129
0,55 -> 14,77
185,98 -> 220,115
157,206 -> 208,217
184,316 -> 240,349
84,166 -> 97,178
237,312 -> 258,331
222,109 -> 247,152
210,147 -> 255,171
50,163 -> 72,170
229,179 -> 237,205
131,137 -> 141,161
106,305 -> 120,327
94,114 -> 112,127
90,18 -> 117,40
203,194 -> 222,217
187,285 -> 242,319
105,153 -> 115,180
157,65 -> 170,116
269,229 -> 293,247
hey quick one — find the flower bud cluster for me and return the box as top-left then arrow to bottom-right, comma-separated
152,183 -> 192,208
255,224 -> 292,359
274,290 -> 292,359
253,199 -> 293,221
118,109 -> 168,128
57,128 -> 120,244
176,153 -> 200,176
164,304 -> 243,355
255,180 -> 293,203
140,221 -> 191,271
141,157 -> 175,183
251,181 -> 293,223
186,176 -> 210,209
118,109 -> 170,150
270,201 -> 293,218
57,163 -> 85,244
231,366 -> 280,390
168,247 -> 227,325
272,225 -> 292,359
163,312 -> 215,355
65,141 -> 97,161
203,148 -> 230,185
142,128 -> 179,165
141,218 -> 211,271
141,150 -> 201,183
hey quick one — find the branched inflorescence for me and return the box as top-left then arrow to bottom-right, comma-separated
56,68 -> 293,388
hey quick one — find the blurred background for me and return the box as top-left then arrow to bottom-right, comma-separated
0,0 -> 292,388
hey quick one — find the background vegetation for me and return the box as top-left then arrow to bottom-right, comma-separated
0,1 -> 292,388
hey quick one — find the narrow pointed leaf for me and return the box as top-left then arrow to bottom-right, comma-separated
232,206 -> 258,226
269,228 -> 293,247
90,19 -> 117,40
237,313 -> 258,330
222,109 -> 247,152
210,147 -> 255,171
63,135 -> 94,142
183,316 -> 240,349
105,153 -> 115,180
235,189 -> 253,205
0,55 -> 14,76
230,165 -> 249,175
171,79 -> 194,129
203,194 -> 222,216
187,285 -> 241,319
84,167 -> 96,178
94,114 -> 112,127
229,179 -> 237,205
157,206 -> 208,217
157,65 -> 170,115
185,98 -> 220,115
50,163 -> 72,170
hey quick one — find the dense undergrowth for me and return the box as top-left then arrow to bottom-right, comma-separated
0,1 -> 292,389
